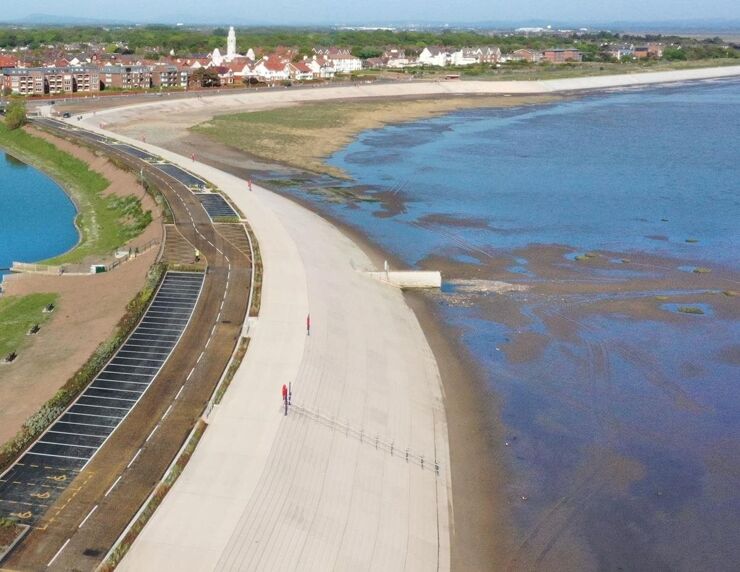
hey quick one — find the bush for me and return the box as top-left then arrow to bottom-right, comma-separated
4,98 -> 26,130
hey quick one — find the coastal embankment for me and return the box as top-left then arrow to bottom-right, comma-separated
77,65 -> 740,570
75,115 -> 456,568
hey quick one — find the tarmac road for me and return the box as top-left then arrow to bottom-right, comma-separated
2,119 -> 251,571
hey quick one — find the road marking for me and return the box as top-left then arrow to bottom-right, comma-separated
104,475 -> 122,497
81,394 -> 138,402
56,420 -> 112,430
99,370 -> 155,378
48,430 -> 107,438
216,312 -> 221,321
187,368 -> 195,381
73,402 -> 130,412
205,337 -> 211,348
211,325 -> 217,336
127,448 -> 142,469
38,440 -> 98,450
175,385 -> 185,400
146,425 -> 159,442
26,451 -> 89,462
78,505 -> 98,528
47,538 -> 71,567
197,352 -> 204,363
162,404 -> 173,419
93,378 -> 149,386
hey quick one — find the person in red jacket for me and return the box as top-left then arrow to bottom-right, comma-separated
282,384 -> 288,416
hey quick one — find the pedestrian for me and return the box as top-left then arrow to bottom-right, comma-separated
306,313 -> 310,336
247,179 -> 252,192
282,383 -> 288,416
191,152 -> 196,162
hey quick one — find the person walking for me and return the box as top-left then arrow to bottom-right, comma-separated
306,313 -> 310,336
247,179 -> 253,192
282,384 -> 288,416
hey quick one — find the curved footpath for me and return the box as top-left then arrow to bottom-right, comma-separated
86,66 -> 740,132
75,117 -> 451,570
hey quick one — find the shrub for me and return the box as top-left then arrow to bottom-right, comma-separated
4,98 -> 26,130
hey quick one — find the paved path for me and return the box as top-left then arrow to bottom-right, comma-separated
76,119 -> 452,571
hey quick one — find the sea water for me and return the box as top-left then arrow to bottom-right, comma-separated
0,151 -> 78,276
274,79 -> 740,570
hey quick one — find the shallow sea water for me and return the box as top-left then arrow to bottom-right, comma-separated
271,79 -> 740,570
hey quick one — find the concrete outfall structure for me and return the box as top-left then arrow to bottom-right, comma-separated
75,116 -> 452,570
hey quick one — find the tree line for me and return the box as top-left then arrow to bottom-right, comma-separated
0,26 -> 736,60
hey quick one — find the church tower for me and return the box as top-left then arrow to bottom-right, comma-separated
227,27 -> 236,59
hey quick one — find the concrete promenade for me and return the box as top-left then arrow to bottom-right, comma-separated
77,118 -> 452,570
92,66 -> 740,135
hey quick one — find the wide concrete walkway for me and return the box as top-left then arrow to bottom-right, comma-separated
78,120 -> 451,571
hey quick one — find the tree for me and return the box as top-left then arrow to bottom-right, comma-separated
191,67 -> 220,88
663,47 -> 687,61
5,98 -> 27,130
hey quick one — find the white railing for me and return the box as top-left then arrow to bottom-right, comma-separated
290,402 -> 441,475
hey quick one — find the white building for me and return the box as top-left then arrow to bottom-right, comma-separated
450,48 -> 478,66
227,26 -> 236,59
210,26 -> 250,65
330,53 -> 362,73
418,46 -> 450,67
314,48 -> 361,74
252,57 -> 291,82
306,56 -> 336,79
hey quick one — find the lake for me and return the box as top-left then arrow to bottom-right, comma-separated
0,151 -> 78,276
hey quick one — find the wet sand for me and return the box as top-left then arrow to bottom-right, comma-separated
112,99 -> 740,569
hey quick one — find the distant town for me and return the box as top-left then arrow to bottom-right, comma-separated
0,25 -> 738,96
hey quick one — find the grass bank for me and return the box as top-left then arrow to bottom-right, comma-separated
0,124 -> 151,264
0,293 -> 57,359
191,95 -> 557,178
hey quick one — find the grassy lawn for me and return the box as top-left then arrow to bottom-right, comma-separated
192,95 -> 555,178
0,293 -> 57,358
0,124 -> 152,265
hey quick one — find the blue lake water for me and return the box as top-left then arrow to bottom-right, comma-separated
269,79 -> 740,569
0,151 -> 78,275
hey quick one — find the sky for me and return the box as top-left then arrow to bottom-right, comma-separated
2,0 -> 739,25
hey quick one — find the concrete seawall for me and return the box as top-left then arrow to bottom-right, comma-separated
365,271 -> 442,289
